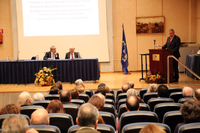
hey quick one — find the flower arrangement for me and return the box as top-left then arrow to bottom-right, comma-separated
145,71 -> 164,83
34,67 -> 57,86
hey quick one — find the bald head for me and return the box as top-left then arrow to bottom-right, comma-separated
18,91 -> 32,105
127,89 -> 138,97
31,109 -> 49,125
127,81 -> 134,88
60,90 -> 71,102
122,84 -> 130,92
96,93 -> 105,103
126,95 -> 140,111
195,89 -> 200,101
182,86 -> 194,97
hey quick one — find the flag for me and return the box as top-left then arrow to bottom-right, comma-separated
121,24 -> 129,74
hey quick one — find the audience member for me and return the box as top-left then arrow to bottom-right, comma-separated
70,89 -> 79,99
127,81 -> 134,88
88,95 -> 105,124
31,109 -> 49,125
46,100 -> 66,113
182,86 -> 194,97
194,88 -> 200,101
96,86 -> 107,97
59,90 -> 80,106
116,95 -> 140,130
127,89 -> 143,103
147,84 -> 158,93
49,86 -> 59,94
96,93 -> 105,103
75,85 -> 85,94
157,84 -> 169,98
76,103 -> 100,133
174,99 -> 200,133
98,83 -> 106,88
33,92 -> 44,101
121,84 -> 130,93
105,86 -> 110,93
55,81 -> 63,90
139,123 -> 166,133
75,79 -> 85,88
18,91 -> 32,106
0,104 -> 20,115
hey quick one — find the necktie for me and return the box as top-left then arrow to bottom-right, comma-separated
52,53 -> 55,59
71,53 -> 73,59
170,37 -> 172,43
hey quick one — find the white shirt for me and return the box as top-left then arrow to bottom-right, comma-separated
51,52 -> 55,59
70,52 -> 75,59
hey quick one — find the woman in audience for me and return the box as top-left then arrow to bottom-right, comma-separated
139,123 -> 166,133
174,99 -> 200,133
147,84 -> 158,93
46,100 -> 66,113
105,86 -> 110,93
0,104 -> 20,115
88,95 -> 105,124
55,81 -> 63,90
75,85 -> 85,94
49,86 -> 59,94
70,89 -> 79,99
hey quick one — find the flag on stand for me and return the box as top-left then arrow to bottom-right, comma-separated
121,24 -> 129,74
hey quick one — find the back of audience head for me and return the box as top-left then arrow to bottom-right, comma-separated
70,89 -> 79,99
127,81 -> 134,88
0,104 -> 20,115
182,86 -> 194,97
180,99 -> 200,123
157,84 -> 169,97
76,103 -> 99,128
49,86 -> 59,94
88,95 -> 104,111
139,123 -> 166,133
75,85 -> 85,94
194,88 -> 200,101
33,92 -> 44,101
98,83 -> 106,88
46,100 -> 66,113
127,89 -> 138,97
96,93 -> 105,103
60,90 -> 71,102
147,84 -> 158,93
122,84 -> 130,93
126,95 -> 140,111
97,86 -> 107,96
105,86 -> 110,93
75,79 -> 85,88
31,109 -> 49,125
2,116 -> 29,133
18,91 -> 32,106
55,81 -> 63,90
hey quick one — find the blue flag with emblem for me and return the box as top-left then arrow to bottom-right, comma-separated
121,24 -> 129,74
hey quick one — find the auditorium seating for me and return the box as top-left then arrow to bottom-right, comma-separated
49,113 -> 74,133
0,114 -> 30,128
85,89 -> 93,97
178,97 -> 194,104
163,111 -> 184,133
139,88 -> 148,99
147,98 -> 174,111
99,111 -> 116,130
109,89 -> 115,95
20,105 -> 44,118
143,92 -> 158,103
117,98 -> 126,111
178,123 -> 200,133
29,125 -> 61,133
31,100 -> 51,108
102,104 -> 116,117
121,122 -> 171,133
168,87 -> 182,95
63,104 -> 79,124
71,99 -> 85,105
116,89 -> 123,97
105,93 -> 115,102
117,93 -> 127,102
169,92 -> 183,102
119,111 -> 159,133
78,94 -> 90,102
154,103 -> 182,122
44,94 -> 60,100
105,99 -> 115,106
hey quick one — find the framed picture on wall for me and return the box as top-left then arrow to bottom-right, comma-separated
136,16 -> 164,34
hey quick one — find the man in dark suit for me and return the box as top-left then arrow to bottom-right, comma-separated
76,103 -> 100,133
59,90 -> 80,107
43,46 -> 60,60
162,29 -> 181,82
65,46 -> 81,59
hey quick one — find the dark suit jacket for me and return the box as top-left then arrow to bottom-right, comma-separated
76,128 -> 100,133
62,101 -> 80,107
65,52 -> 80,59
162,35 -> 181,58
43,51 -> 59,60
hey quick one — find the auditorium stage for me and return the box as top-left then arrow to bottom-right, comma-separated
0,72 -> 200,93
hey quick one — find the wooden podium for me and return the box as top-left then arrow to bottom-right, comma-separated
149,49 -> 173,83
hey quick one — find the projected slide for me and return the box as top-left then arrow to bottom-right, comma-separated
22,0 -> 99,36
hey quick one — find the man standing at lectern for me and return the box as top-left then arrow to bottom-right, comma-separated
65,46 -> 81,59
162,29 -> 181,82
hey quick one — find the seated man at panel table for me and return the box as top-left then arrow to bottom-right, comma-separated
43,46 -> 60,60
65,46 -> 81,59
